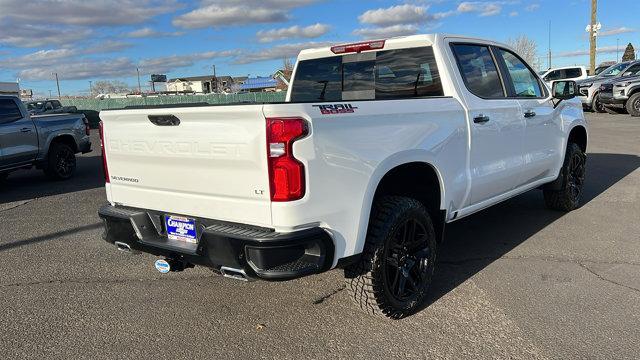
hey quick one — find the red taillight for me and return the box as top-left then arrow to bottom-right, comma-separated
98,121 -> 109,183
266,117 -> 308,201
330,40 -> 385,54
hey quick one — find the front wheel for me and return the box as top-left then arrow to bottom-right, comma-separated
44,142 -> 77,180
592,94 -> 606,113
345,196 -> 437,319
543,143 -> 586,211
626,93 -> 640,117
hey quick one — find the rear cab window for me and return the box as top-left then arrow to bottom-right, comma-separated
289,46 -> 444,102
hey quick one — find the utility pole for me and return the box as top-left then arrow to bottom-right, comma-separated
547,20 -> 551,69
53,73 -> 61,98
48,90 -> 52,98
136,68 -> 142,93
89,81 -> 93,96
589,0 -> 598,74
212,64 -> 217,93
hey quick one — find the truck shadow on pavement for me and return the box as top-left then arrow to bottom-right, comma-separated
425,152 -> 640,309
0,154 -> 105,205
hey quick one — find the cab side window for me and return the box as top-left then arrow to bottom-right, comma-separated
544,70 -> 562,82
0,99 -> 23,123
623,64 -> 640,77
451,44 -> 505,98
498,49 -> 543,98
565,68 -> 582,78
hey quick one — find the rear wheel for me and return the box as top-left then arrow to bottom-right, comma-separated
44,142 -> 76,180
543,143 -> 586,211
345,196 -> 437,319
626,93 -> 640,117
592,94 -> 606,113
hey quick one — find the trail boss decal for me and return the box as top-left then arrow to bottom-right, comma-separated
312,104 -> 358,115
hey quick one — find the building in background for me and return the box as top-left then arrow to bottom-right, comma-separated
166,75 -> 236,94
0,82 -> 19,96
240,76 -> 278,93
20,89 -> 33,100
273,69 -> 292,91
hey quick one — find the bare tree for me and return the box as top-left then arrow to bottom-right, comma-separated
283,57 -> 294,73
91,80 -> 131,95
507,35 -> 538,68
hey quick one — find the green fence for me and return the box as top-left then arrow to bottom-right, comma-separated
61,92 -> 286,127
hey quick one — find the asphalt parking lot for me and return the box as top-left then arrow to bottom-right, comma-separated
1,112 -> 638,360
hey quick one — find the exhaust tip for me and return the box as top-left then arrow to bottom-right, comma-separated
114,241 -> 139,254
220,266 -> 250,281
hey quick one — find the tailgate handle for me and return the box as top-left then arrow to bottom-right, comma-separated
148,115 -> 180,126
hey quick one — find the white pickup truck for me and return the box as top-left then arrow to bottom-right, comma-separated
98,34 -> 587,319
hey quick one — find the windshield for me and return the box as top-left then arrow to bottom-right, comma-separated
600,63 -> 629,77
25,102 -> 44,110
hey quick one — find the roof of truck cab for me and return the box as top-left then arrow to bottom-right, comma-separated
297,33 -> 512,61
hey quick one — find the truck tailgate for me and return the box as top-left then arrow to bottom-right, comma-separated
99,105 -> 272,227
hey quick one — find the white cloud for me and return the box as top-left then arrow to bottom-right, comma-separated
18,57 -> 137,81
139,50 -> 240,73
557,46 -> 619,58
84,41 -> 133,54
256,24 -> 330,43
233,41 -> 332,64
599,27 -> 636,37
0,0 -> 179,26
0,21 -> 92,47
509,11 -> 518,17
457,2 -> 502,17
0,42 -> 132,70
525,4 -> 540,12
2,47 -> 239,81
353,25 -> 420,39
173,0 -> 319,29
126,27 -> 185,38
358,5 -> 429,26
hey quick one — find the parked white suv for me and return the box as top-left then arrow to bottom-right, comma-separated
98,34 -> 587,319
540,66 -> 588,86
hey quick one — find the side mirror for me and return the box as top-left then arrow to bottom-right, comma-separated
552,80 -> 577,100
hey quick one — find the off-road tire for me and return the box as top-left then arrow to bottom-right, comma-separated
626,93 -> 640,117
543,143 -> 586,211
592,94 -> 606,113
344,196 -> 437,319
44,142 -> 76,180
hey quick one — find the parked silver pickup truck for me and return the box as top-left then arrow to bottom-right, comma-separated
24,99 -> 78,116
0,95 -> 91,181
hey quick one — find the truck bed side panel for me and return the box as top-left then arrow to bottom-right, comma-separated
264,98 -> 468,262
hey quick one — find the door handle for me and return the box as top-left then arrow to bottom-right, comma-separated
20,128 -> 32,133
473,114 -> 490,124
524,110 -> 536,118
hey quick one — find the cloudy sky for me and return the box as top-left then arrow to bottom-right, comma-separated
0,0 -> 637,96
